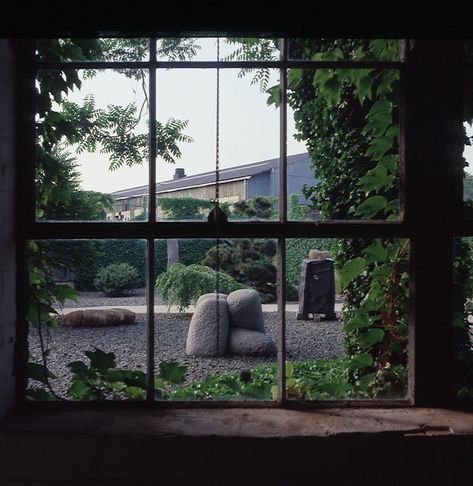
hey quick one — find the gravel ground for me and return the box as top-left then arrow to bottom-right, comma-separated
57,288 -> 159,308
29,311 -> 345,398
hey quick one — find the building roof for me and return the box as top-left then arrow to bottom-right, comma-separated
110,153 -> 310,199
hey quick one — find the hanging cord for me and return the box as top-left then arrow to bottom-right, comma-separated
215,38 -> 221,355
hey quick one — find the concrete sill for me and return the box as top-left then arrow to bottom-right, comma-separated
1,407 -> 473,438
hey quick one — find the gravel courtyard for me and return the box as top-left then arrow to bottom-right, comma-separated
28,290 -> 345,398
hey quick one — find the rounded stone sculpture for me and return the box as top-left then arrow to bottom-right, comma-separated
227,328 -> 276,357
186,297 -> 229,357
195,292 -> 227,307
309,249 -> 330,260
62,308 -> 136,327
226,289 -> 265,332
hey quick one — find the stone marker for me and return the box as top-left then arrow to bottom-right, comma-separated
226,289 -> 265,332
186,297 -> 229,357
62,308 -> 136,327
227,328 -> 276,357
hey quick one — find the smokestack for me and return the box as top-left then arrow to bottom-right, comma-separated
173,168 -> 186,180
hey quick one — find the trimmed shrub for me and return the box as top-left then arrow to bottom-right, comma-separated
94,263 -> 141,297
156,263 -> 246,312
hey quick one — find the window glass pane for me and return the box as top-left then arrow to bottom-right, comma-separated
288,39 -> 400,61
286,68 -> 400,221
154,238 -> 278,401
36,69 -> 149,222
285,237 -> 409,400
155,68 -> 216,221
464,69 -> 473,217
36,38 -> 149,62
220,69 -> 280,221
27,239 -> 147,401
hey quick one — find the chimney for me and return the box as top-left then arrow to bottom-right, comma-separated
173,168 -> 186,180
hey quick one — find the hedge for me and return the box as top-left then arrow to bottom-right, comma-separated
53,239 -> 215,290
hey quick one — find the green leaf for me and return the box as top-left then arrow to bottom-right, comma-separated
340,257 -> 367,289
240,383 -> 272,400
27,362 -> 57,384
363,239 -> 387,265
26,387 -> 55,401
354,196 -> 387,219
343,313 -> 371,332
54,283 -> 78,305
357,328 -> 385,349
349,353 -> 373,370
159,361 -> 187,385
323,76 -> 341,106
285,362 -> 294,379
287,68 -> 303,89
356,75 -> 373,102
385,199 -> 400,215
358,165 -> 389,193
85,348 -> 116,372
357,372 -> 377,392
68,380 -> 91,399
266,85 -> 280,107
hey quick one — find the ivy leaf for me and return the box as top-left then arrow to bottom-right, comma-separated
343,313 -> 371,332
285,362 -> 294,378
159,361 -> 187,385
27,362 -> 57,384
385,199 -> 400,215
266,85 -> 280,107
240,383 -> 272,400
357,328 -> 385,349
379,154 -> 398,173
363,239 -> 387,265
323,76 -> 341,106
354,196 -> 387,219
358,165 -> 389,193
287,68 -> 303,89
85,348 -> 116,372
54,283 -> 78,305
356,75 -> 373,103
340,257 -> 367,289
68,380 -> 90,399
349,353 -> 373,370
26,387 -> 55,400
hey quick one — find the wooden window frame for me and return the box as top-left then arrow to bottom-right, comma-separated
14,38 -> 466,410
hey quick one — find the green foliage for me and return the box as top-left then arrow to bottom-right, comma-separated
157,197 -> 214,220
94,263 -> 141,297
231,196 -> 277,220
202,239 -> 277,303
288,193 -> 310,220
156,263 -> 246,311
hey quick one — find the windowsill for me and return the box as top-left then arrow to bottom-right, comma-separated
1,407 -> 472,438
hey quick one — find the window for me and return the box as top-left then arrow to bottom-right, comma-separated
17,38 -> 468,408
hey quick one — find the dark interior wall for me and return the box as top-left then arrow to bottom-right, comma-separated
0,39 -> 16,417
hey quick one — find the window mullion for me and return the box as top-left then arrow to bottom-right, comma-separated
146,38 -> 157,401
277,38 -> 288,404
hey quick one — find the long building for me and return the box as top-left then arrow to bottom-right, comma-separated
108,152 -> 317,220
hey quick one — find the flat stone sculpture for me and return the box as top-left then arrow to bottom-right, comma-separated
227,328 -> 276,357
62,308 -> 136,327
186,297 -> 229,357
226,289 -> 265,333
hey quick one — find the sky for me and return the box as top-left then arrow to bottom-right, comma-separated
65,38 -> 307,194
64,37 -> 473,194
